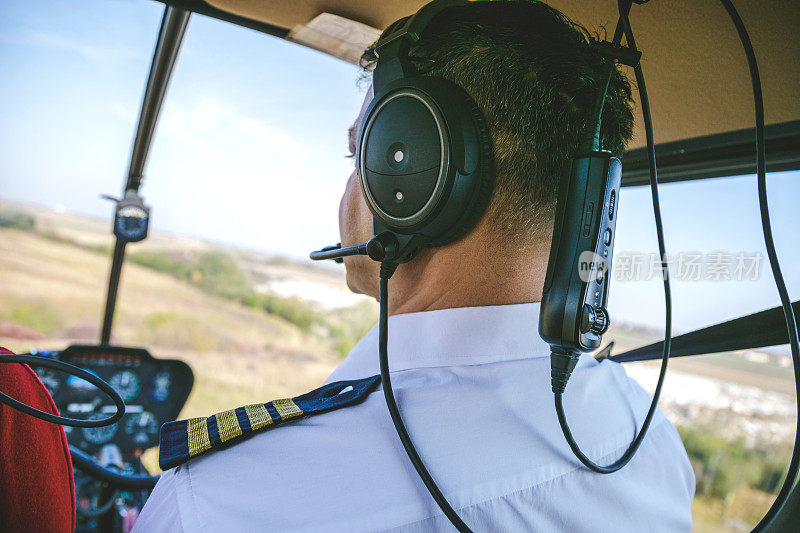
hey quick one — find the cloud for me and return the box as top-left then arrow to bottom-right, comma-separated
111,101 -> 137,124
3,30 -> 138,64
158,97 -> 305,162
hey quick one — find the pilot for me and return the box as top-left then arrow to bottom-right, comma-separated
135,2 -> 695,531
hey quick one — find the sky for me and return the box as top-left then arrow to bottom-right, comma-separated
1,0 -> 798,333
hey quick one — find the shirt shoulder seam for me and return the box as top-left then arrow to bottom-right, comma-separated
179,462 -> 202,532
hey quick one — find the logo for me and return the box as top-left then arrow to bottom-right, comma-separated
578,251 -> 608,283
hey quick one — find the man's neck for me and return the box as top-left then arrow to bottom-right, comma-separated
387,234 -> 550,316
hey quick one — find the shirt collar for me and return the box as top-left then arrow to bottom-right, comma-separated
326,302 -> 553,383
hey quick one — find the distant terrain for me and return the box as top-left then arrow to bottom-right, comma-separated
0,198 -> 376,426
0,198 -> 794,532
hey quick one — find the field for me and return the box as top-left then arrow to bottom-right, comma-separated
0,199 -> 794,531
0,200 -> 374,470
606,323 -> 795,396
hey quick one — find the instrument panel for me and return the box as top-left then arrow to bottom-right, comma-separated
34,345 -> 193,454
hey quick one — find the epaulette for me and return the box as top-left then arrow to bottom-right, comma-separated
159,375 -> 381,470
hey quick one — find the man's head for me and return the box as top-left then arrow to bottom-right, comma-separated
339,0 -> 634,308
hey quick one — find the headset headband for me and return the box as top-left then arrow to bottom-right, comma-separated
372,0 -> 479,88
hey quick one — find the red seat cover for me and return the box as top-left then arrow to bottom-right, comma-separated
0,347 -> 76,532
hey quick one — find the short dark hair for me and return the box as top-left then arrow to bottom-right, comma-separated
361,1 -> 634,241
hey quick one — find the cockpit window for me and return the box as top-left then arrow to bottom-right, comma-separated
0,0 -> 366,258
0,0 -> 163,214
612,170 -> 799,334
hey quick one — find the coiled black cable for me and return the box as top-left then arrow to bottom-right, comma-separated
70,445 -> 160,490
556,1 -> 800,526
0,354 -> 125,428
715,1 -> 800,530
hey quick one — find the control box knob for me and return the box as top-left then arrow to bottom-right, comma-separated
580,305 -> 610,335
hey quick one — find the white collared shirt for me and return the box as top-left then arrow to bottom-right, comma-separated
134,303 -> 695,532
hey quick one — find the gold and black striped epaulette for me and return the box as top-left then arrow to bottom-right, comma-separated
159,375 -> 381,470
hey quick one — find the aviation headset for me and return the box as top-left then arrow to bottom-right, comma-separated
311,0 -> 500,266
357,1 -> 494,258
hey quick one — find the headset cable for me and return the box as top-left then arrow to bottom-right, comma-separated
716,0 -> 800,530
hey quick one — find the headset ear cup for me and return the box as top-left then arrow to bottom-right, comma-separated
426,93 -> 494,247
358,76 -> 494,250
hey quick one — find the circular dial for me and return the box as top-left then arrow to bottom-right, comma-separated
151,371 -> 172,402
124,411 -> 159,445
109,370 -> 141,402
66,369 -> 102,399
115,205 -> 148,241
82,413 -> 118,445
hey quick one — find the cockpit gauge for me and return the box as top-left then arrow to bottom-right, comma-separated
106,190 -> 150,243
66,369 -> 103,398
124,411 -> 159,445
34,344 -> 194,453
109,370 -> 141,402
151,371 -> 172,402
82,413 -> 119,445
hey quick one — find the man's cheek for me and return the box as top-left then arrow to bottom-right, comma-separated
338,176 -> 356,243
339,174 -> 371,246
355,190 -> 373,241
